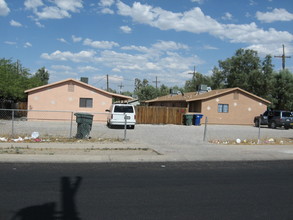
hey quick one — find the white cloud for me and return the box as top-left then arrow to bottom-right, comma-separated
116,2 -> 293,46
120,25 -> 132,33
78,66 -> 99,73
72,35 -> 82,42
54,0 -> 83,12
101,8 -> 114,14
35,6 -> 70,19
0,0 -> 10,16
41,50 -> 96,62
99,0 -> 115,7
24,0 -> 43,10
256,8 -> 293,23
221,12 -> 232,20
40,38 -> 203,86
51,65 -> 72,70
35,20 -> 45,27
203,45 -> 218,50
152,41 -> 189,51
10,20 -> 22,27
191,0 -> 204,4
24,42 -> 32,48
83,38 -> 119,49
25,0 -> 83,20
57,38 -> 68,43
4,41 -> 16,45
99,0 -> 115,14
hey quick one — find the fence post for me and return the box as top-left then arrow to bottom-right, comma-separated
203,116 -> 208,142
11,109 -> 15,137
69,111 -> 74,138
257,117 -> 261,144
124,113 -> 127,141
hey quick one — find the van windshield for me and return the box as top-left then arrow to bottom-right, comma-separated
114,106 -> 134,113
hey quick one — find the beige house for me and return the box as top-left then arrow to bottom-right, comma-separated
146,88 -> 271,125
25,78 -> 132,122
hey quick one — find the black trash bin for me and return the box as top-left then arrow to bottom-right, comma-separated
194,114 -> 203,126
74,113 -> 93,139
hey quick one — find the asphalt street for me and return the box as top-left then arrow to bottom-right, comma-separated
1,161 -> 293,220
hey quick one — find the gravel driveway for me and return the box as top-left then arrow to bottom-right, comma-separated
1,120 -> 292,146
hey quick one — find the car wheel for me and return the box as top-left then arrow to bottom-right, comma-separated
254,120 -> 259,127
284,125 -> 290,130
130,125 -> 135,129
270,121 -> 277,129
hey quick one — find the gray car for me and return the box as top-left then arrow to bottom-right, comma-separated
254,110 -> 293,129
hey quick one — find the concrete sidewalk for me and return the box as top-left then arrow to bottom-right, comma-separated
0,140 -> 293,163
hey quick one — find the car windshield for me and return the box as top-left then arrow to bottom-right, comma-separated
114,106 -> 134,113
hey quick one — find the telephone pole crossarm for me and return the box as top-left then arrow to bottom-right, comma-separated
274,44 -> 291,70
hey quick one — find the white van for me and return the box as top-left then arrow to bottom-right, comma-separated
106,104 -> 136,129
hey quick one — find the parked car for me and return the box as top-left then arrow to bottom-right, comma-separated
254,110 -> 293,129
106,104 -> 136,129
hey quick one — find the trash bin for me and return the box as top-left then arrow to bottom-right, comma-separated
194,114 -> 203,126
74,113 -> 94,139
184,114 -> 193,126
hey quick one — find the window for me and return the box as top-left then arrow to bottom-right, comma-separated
114,105 -> 134,113
218,104 -> 229,113
79,98 -> 93,108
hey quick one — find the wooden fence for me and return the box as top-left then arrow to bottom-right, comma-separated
135,106 -> 188,125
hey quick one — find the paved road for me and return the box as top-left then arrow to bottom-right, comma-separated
1,161 -> 293,220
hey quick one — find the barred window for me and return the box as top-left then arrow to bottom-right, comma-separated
79,98 -> 93,108
218,104 -> 229,113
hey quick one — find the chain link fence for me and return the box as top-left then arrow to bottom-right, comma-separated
0,109 -> 110,139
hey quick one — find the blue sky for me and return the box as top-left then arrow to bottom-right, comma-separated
1,0 -> 293,92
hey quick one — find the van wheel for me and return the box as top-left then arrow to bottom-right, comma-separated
130,125 -> 135,129
107,122 -> 112,128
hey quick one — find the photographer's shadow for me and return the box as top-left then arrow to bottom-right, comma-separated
11,176 -> 82,220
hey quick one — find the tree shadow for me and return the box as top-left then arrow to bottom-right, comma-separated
10,176 -> 82,220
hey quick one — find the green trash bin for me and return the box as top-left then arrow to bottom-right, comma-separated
74,113 -> 94,139
184,114 -> 193,126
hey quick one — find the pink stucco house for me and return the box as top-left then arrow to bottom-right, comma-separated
25,78 -> 132,122
146,87 -> 271,125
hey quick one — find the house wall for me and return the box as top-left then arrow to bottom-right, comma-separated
198,91 -> 267,125
27,81 -> 112,122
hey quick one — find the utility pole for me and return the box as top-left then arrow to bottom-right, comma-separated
106,74 -> 109,91
152,76 -> 160,89
118,82 -> 124,94
188,65 -> 196,77
274,44 -> 291,70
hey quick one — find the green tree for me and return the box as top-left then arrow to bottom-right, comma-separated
134,78 -> 159,102
210,49 -> 278,100
34,67 -> 49,85
271,69 -> 293,110
184,72 -> 212,92
0,58 -> 47,102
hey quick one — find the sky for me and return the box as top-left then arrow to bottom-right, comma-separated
1,0 -> 293,93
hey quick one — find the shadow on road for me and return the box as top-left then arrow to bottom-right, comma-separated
10,176 -> 82,220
